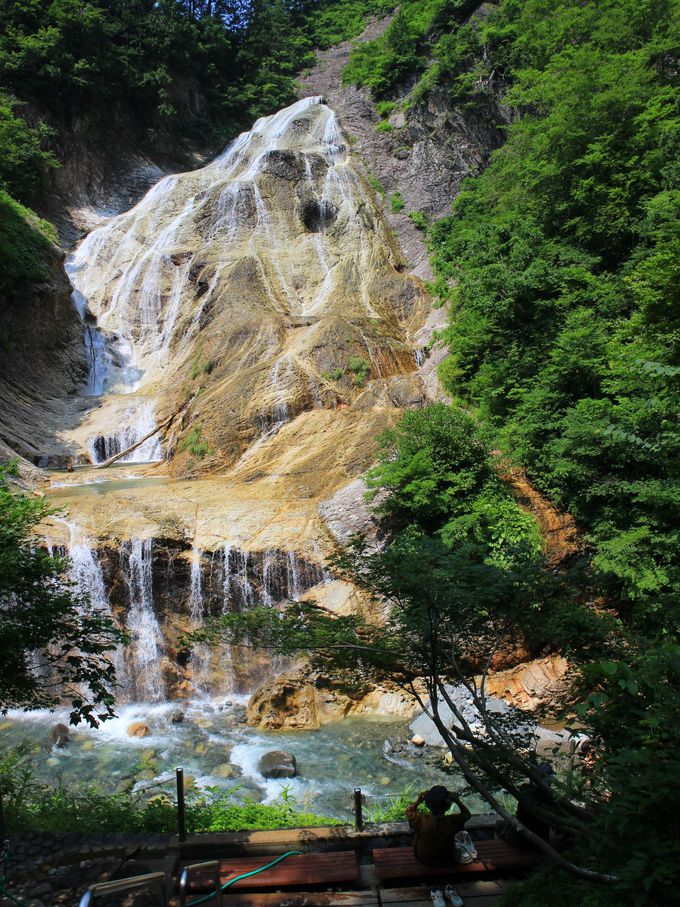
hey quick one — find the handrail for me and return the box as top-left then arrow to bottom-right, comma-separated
78,871 -> 167,907
179,860 -> 222,907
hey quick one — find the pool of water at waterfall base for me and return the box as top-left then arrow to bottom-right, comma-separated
0,701 -> 477,821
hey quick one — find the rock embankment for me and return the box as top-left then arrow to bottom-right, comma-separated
298,12 -> 508,282
246,665 -> 422,731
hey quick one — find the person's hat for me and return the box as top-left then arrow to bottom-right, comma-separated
423,785 -> 452,816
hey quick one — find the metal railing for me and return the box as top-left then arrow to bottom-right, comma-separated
78,871 -> 167,907
179,860 -> 222,907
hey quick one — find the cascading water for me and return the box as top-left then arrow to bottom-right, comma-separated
53,519 -> 128,689
63,95 -> 400,468
188,547 -> 212,694
122,539 -> 166,701
88,401 -> 162,465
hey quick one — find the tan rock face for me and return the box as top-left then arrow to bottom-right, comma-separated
62,96 -> 427,482
482,656 -> 569,711
246,665 -> 421,731
45,96 -> 429,553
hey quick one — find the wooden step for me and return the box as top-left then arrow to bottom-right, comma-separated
183,851 -> 359,892
380,880 -> 509,906
373,841 -> 541,883
189,893 -> 378,907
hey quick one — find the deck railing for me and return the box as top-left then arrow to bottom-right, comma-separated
78,871 -> 167,906
179,860 -> 222,907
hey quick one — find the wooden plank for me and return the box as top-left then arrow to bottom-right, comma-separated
379,881 -> 508,900
211,892 -> 378,907
373,842 -> 540,883
378,899 -> 500,907
184,851 -> 359,892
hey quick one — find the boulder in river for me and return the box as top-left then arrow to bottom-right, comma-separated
170,710 -> 185,724
212,762 -> 242,779
258,750 -> 297,779
127,721 -> 151,738
50,723 -> 70,748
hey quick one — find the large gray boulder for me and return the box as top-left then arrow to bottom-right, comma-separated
258,750 -> 297,779
409,684 -> 515,747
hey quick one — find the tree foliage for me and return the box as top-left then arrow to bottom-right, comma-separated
0,465 -> 124,725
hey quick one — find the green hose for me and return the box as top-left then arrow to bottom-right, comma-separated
186,850 -> 303,906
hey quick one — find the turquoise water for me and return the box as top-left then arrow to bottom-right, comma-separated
0,699 -> 469,820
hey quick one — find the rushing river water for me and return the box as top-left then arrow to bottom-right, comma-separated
0,700 -> 467,821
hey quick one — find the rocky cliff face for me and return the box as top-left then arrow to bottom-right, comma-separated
0,246 -> 87,467
297,10 -> 508,283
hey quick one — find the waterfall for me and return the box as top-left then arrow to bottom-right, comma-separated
236,550 -> 254,606
286,551 -> 302,602
56,519 -> 128,689
88,401 -> 162,465
188,547 -> 212,694
262,550 -> 276,605
123,539 -> 165,701
222,543 -> 232,611
61,94 -> 402,468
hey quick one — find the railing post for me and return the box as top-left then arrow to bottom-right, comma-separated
176,767 -> 187,842
354,787 -> 363,831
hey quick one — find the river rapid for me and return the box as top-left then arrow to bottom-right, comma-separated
1,701 -> 462,821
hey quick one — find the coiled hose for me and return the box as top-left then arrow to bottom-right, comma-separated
186,849 -> 303,906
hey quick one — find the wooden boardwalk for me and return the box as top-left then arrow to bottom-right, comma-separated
194,882 -> 509,906
175,820 -> 528,906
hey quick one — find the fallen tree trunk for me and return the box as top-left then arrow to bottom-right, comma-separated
92,403 -> 188,469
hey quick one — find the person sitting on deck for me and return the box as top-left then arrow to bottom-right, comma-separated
406,785 -> 472,866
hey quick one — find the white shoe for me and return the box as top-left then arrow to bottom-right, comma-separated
444,884 -> 464,906
430,888 -> 446,907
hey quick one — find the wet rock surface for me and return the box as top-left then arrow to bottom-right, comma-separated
258,750 -> 297,779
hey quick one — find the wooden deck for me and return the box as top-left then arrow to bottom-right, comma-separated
182,881 -> 510,906
175,820 -> 529,906
184,851 -> 359,892
373,841 -> 540,883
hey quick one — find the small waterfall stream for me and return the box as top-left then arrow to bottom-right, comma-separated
122,539 -> 166,702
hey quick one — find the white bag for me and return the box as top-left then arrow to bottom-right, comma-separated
455,830 -> 478,864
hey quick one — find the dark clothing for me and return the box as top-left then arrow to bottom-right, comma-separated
406,806 -> 469,866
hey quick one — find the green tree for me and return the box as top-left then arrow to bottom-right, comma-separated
0,464 -> 124,725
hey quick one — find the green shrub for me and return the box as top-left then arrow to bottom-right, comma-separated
0,189 -> 57,290
390,191 -> 405,212
375,100 -> 397,118
408,210 -> 429,231
179,426 -> 213,459
376,119 -> 394,133
348,356 -> 371,387
365,171 -> 386,197
0,746 -> 337,834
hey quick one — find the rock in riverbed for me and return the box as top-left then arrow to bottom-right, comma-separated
258,750 -> 297,779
